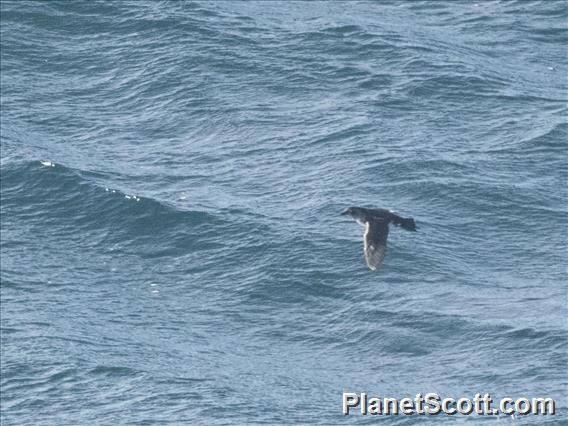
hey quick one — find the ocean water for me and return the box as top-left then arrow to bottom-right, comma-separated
1,1 -> 566,424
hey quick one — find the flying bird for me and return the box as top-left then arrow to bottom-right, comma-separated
341,207 -> 417,271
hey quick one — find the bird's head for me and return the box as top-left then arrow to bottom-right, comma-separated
341,207 -> 367,223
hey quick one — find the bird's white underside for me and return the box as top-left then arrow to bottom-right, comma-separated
363,221 -> 387,270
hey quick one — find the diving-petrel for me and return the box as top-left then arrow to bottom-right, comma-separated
341,207 -> 417,271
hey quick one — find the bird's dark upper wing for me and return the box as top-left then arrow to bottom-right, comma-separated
363,219 -> 389,270
368,208 -> 393,221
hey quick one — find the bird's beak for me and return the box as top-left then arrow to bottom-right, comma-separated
340,209 -> 350,216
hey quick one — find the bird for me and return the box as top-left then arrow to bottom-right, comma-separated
341,207 -> 417,271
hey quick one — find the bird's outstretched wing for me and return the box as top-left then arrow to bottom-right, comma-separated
363,219 -> 389,270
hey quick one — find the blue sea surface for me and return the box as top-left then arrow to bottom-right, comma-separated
1,1 -> 567,424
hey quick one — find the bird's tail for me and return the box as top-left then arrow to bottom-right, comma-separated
392,215 -> 417,231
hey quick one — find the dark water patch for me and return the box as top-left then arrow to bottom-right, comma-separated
89,365 -> 139,377
406,74 -> 505,99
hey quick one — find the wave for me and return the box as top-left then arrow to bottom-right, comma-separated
0,161 -> 225,259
